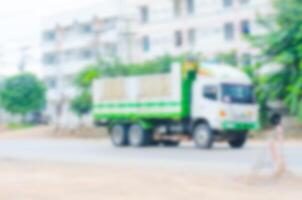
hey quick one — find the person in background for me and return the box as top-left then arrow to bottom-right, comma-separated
248,113 -> 287,182
268,113 -> 287,177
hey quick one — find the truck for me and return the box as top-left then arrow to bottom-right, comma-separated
92,60 -> 259,149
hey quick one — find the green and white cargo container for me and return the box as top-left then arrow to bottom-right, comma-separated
92,61 -> 259,149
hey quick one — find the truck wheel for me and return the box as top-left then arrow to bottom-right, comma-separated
110,125 -> 128,147
193,123 -> 214,149
128,124 -> 151,147
162,141 -> 180,147
228,132 -> 247,149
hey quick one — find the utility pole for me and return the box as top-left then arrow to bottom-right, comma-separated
92,17 -> 102,61
119,0 -> 134,64
18,46 -> 29,73
54,25 -> 66,132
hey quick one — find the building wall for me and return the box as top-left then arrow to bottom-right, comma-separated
131,0 -> 272,64
41,0 -> 272,127
41,2 -> 135,127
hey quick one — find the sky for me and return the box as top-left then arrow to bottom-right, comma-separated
0,0 -> 103,42
0,0 -> 104,76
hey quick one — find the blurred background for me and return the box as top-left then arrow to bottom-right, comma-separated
0,0 -> 300,132
0,1 -> 302,200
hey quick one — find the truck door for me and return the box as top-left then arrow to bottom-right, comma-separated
192,82 -> 220,127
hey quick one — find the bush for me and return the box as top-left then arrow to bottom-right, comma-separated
70,92 -> 92,117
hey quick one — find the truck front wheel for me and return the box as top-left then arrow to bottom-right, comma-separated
110,125 -> 128,147
128,124 -> 151,147
228,132 -> 247,149
193,123 -> 214,149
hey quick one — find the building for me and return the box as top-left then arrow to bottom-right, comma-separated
41,1 -> 137,127
41,0 -> 272,127
131,0 -> 272,65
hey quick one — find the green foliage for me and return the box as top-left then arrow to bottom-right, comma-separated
74,65 -> 102,89
70,91 -> 92,117
215,50 -> 238,66
96,54 -> 193,77
71,66 -> 101,117
250,0 -> 302,122
0,73 -> 46,116
7,123 -> 34,130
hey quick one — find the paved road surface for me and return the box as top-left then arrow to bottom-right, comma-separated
0,139 -> 301,173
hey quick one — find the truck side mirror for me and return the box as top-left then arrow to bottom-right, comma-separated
203,85 -> 218,101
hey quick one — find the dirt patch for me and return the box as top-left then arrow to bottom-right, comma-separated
241,171 -> 302,186
0,160 -> 301,200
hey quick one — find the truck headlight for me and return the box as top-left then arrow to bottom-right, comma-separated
219,110 -> 227,118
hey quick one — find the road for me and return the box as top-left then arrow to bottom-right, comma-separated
0,138 -> 301,173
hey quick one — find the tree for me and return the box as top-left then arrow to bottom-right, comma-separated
70,91 -> 92,118
71,66 -> 102,119
250,0 -> 302,121
74,65 -> 102,89
0,73 -> 46,120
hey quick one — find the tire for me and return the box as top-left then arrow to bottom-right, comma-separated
110,125 -> 128,147
228,132 -> 247,149
162,141 -> 180,147
193,123 -> 214,149
128,124 -> 152,147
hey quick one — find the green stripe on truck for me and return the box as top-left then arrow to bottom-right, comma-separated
94,102 -> 181,109
222,121 -> 260,131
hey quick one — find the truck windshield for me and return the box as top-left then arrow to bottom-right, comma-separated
221,84 -> 255,104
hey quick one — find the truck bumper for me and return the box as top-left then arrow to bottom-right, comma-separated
222,121 -> 260,131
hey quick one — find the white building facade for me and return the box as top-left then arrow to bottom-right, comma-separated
131,0 -> 272,65
41,2 -> 136,127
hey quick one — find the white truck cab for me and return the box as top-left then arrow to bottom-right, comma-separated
191,64 -> 259,148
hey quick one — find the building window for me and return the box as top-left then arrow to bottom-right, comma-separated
173,0 -> 181,17
241,53 -> 252,66
64,50 -> 74,61
81,49 -> 94,60
142,36 -> 150,52
240,0 -> 250,5
46,77 -> 57,89
140,6 -> 149,24
224,22 -> 234,41
223,0 -> 233,8
43,53 -> 58,65
81,24 -> 92,34
188,28 -> 196,46
187,0 -> 195,14
175,30 -> 183,47
241,20 -> 250,35
43,30 -> 56,42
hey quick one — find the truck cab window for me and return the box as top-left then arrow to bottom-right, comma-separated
222,84 -> 255,104
203,85 -> 218,101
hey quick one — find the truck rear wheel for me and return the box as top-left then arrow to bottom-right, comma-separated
110,125 -> 128,147
128,124 -> 151,147
228,132 -> 247,149
193,123 -> 214,149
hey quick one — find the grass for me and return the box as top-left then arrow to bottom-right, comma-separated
7,123 -> 35,131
